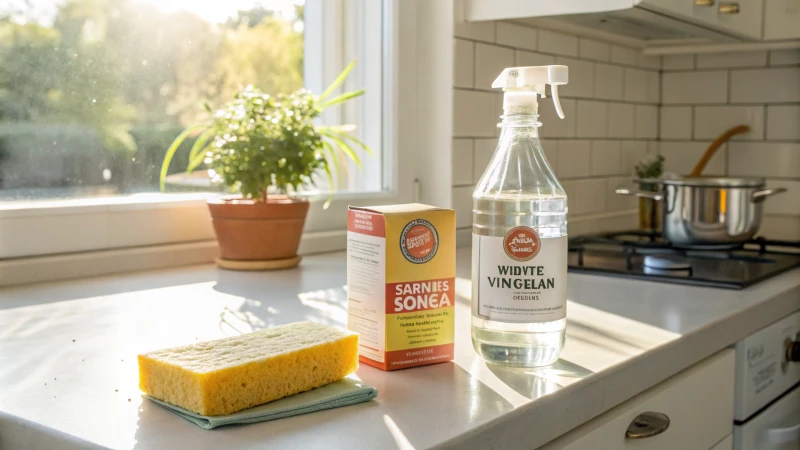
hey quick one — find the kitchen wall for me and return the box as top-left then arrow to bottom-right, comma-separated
452,20 -> 800,245
660,51 -> 800,239
452,21 -> 660,246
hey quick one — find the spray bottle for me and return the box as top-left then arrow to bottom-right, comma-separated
471,65 -> 569,367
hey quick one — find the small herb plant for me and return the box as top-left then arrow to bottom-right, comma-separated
161,61 -> 369,205
634,154 -> 665,179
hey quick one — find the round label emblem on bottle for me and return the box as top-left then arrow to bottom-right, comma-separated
400,219 -> 438,264
503,226 -> 540,261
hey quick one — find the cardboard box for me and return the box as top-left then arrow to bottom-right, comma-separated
346,204 -> 455,370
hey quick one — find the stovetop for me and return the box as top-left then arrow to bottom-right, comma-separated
568,230 -> 800,289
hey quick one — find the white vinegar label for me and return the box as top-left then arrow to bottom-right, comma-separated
473,228 -> 567,323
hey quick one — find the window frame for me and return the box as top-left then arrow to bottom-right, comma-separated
0,0 -> 448,264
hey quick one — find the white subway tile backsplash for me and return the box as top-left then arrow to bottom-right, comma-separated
728,142 -> 800,178
539,98 -> 576,138
760,216 -> 800,241
453,89 -> 496,137
574,179 -> 607,214
452,22 -> 799,236
555,56 -> 594,98
577,100 -> 608,138
662,55 -> 694,71
694,106 -> 765,141
452,186 -> 474,227
594,63 -> 623,100
660,106 -> 692,139
611,45 -> 637,66
515,50 -> 556,67
606,177 -> 637,211
454,21 -> 495,42
591,140 -> 622,176
475,43 -> 514,90
578,38 -> 610,62
770,49 -> 800,66
454,39 -> 474,88
696,51 -> 767,69
731,68 -> 800,103
637,53 -> 661,70
763,180 -> 800,216
662,71 -> 728,104
624,68 -> 659,103
538,29 -> 578,57
557,140 -> 591,178
473,138 -> 498,182
621,141 -> 651,175
607,103 -> 634,138
766,105 -> 800,141
496,22 -> 537,51
634,105 -> 658,139
647,71 -> 660,103
452,139 -> 474,186
659,141 -> 726,175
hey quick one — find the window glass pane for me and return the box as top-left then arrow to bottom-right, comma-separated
0,0 -> 307,201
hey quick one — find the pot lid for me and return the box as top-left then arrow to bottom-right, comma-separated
635,176 -> 766,188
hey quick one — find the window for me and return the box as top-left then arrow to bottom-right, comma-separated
0,0 -> 386,201
0,0 -> 417,260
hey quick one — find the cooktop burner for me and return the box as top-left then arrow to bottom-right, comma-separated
568,230 -> 800,289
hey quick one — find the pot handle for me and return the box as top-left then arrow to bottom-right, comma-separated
752,187 -> 787,203
615,188 -> 663,201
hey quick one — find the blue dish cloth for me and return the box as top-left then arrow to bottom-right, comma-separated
146,377 -> 378,430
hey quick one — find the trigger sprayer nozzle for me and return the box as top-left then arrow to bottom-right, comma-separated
492,65 -> 569,119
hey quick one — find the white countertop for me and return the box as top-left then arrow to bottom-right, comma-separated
1,248 -> 798,449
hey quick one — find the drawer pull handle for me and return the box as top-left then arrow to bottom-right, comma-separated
765,423 -> 800,444
694,0 -> 715,6
718,3 -> 740,14
626,412 -> 670,439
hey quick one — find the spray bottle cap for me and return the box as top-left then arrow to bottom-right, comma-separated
492,65 -> 569,119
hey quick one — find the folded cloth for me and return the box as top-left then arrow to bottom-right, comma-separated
146,377 -> 378,430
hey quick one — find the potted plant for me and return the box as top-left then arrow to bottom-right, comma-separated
161,61 -> 370,270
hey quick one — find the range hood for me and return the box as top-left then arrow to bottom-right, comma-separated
463,0 -> 768,46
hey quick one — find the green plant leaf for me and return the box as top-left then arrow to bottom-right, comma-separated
318,59 -> 357,101
324,127 -> 373,156
187,129 -> 215,173
187,150 -> 207,173
322,140 -> 344,188
160,124 -> 206,192
320,131 -> 362,168
317,89 -> 365,110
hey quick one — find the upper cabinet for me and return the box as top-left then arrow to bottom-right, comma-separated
764,0 -> 800,39
462,0 -> 800,52
638,0 -> 763,41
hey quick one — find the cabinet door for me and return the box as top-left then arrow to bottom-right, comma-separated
539,349 -> 735,450
764,0 -> 800,40
639,0 -> 763,40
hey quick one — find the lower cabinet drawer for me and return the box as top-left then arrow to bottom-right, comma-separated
539,349 -> 735,450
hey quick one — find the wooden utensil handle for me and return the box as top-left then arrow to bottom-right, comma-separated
689,125 -> 750,177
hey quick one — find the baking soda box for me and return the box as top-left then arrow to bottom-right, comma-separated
346,204 -> 455,370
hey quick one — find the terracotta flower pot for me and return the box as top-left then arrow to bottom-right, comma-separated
207,196 -> 310,262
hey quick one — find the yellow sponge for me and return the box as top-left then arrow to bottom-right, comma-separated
138,322 -> 359,416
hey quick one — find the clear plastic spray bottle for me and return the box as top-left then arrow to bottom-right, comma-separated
471,65 -> 569,367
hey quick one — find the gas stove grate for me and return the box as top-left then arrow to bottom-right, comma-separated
567,231 -> 800,289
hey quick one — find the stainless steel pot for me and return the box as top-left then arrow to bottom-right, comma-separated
616,177 -> 787,246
